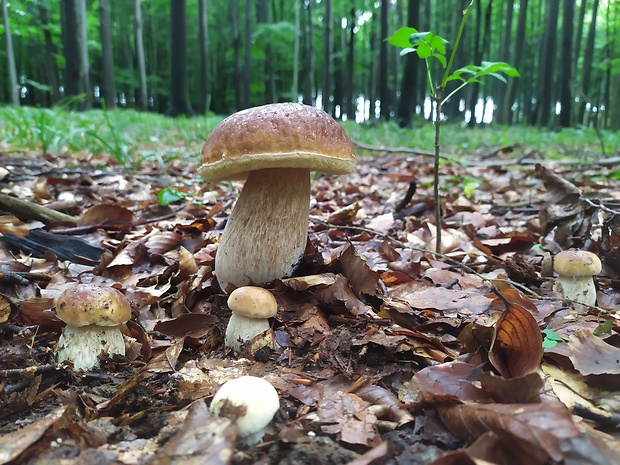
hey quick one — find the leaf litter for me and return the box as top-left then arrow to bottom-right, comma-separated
1,146 -> 620,464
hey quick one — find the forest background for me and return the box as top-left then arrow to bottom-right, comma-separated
0,0 -> 615,131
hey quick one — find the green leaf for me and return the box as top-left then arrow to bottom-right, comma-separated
416,41 -> 432,59
399,47 -> 417,56
158,187 -> 185,206
388,27 -> 419,48
432,52 -> 447,68
429,34 -> 447,54
593,319 -> 613,336
542,329 -> 565,349
409,31 -> 431,47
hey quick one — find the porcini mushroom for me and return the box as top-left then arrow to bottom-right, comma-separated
55,284 -> 131,371
210,375 -> 279,444
225,286 -> 277,352
554,249 -> 601,313
199,102 -> 356,292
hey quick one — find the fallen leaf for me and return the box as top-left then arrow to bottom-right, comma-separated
569,330 -> 620,375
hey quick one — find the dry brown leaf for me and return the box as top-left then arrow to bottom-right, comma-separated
569,329 -> 620,375
412,361 -> 491,403
317,391 -> 377,446
438,401 -> 581,463
78,203 -> 134,226
488,303 -> 543,378
0,214 -> 29,237
338,244 -> 382,297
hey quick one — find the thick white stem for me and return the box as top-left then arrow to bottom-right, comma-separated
556,275 -> 596,313
57,324 -> 125,371
215,168 -> 310,291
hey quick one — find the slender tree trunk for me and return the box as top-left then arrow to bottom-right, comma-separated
135,0 -> 148,111
577,0 -> 599,125
303,0 -> 315,105
38,4 -> 59,105
466,0 -> 484,127
501,0 -> 528,125
322,0 -> 333,114
198,0 -> 210,113
256,0 -> 275,104
530,0 -> 559,126
231,1 -> 242,110
331,5 -> 344,118
243,0 -> 252,108
493,0 -> 514,122
558,0 -> 575,127
2,0 -> 19,105
77,0 -> 91,109
99,0 -> 116,108
368,7 -> 377,120
379,0 -> 390,119
62,0 -> 90,109
166,0 -> 194,116
345,3 -> 355,120
292,0 -> 300,101
396,0 -> 420,127
442,0 -> 468,120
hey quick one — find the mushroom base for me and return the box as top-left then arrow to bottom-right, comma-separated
215,168 -> 310,291
555,276 -> 597,313
57,324 -> 125,371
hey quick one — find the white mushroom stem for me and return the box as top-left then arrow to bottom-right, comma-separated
216,167 -> 310,291
556,275 -> 597,313
57,324 -> 125,372
225,312 -> 271,352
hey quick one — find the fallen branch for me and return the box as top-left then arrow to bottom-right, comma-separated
0,193 -> 77,224
353,140 -> 447,159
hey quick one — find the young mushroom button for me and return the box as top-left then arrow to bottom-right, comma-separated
198,102 -> 356,292
209,375 -> 280,445
225,286 -> 277,352
55,284 -> 131,371
554,249 -> 602,313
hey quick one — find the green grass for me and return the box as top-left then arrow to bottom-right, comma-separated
1,105 -> 617,171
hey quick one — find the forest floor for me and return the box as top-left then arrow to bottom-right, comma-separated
1,108 -> 620,464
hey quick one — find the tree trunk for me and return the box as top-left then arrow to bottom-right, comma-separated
396,0 -> 421,128
99,0 -> 116,108
577,0 -> 599,125
256,0 -> 275,104
244,0 -> 252,108
530,0 -> 559,126
61,0 -> 91,110
2,0 -> 19,105
379,0 -> 390,119
292,0 -> 300,101
135,0 -> 148,111
38,4 -> 59,105
500,0 -> 528,124
345,3 -> 355,120
166,0 -> 194,116
442,0 -> 468,120
558,0 -> 575,127
303,0 -> 315,105
198,0 -> 210,113
322,0 -> 333,114
231,0 -> 242,111
466,0 -> 485,127
493,0 -> 514,122
368,6 -> 377,121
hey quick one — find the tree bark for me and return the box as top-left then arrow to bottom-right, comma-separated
198,0 -> 210,113
577,0 -> 599,124
2,0 -> 19,105
530,0 -> 559,126
303,0 -> 315,105
345,3 -> 356,120
38,4 -> 59,105
493,0 -> 514,122
99,0 -> 116,108
292,0 -> 300,101
256,0 -> 275,104
396,0 -> 421,127
135,0 -> 148,111
322,0 -> 333,114
558,0 -> 575,127
379,0 -> 390,119
244,0 -> 252,108
500,0 -> 528,124
166,0 -> 194,116
231,0 -> 242,111
61,0 -> 91,110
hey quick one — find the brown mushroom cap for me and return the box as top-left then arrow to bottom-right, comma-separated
227,286 -> 277,319
554,250 -> 602,277
56,284 -> 131,327
198,103 -> 356,182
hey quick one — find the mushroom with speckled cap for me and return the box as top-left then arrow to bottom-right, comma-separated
55,284 -> 131,371
225,286 -> 277,352
199,102 -> 356,292
554,249 -> 601,313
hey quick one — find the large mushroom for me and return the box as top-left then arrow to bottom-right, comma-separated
554,249 -> 601,313
199,103 -> 356,292
55,284 -> 131,371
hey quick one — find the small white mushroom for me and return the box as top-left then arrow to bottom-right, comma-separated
225,286 -> 277,352
55,284 -> 131,371
209,375 -> 280,444
554,249 -> 601,313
